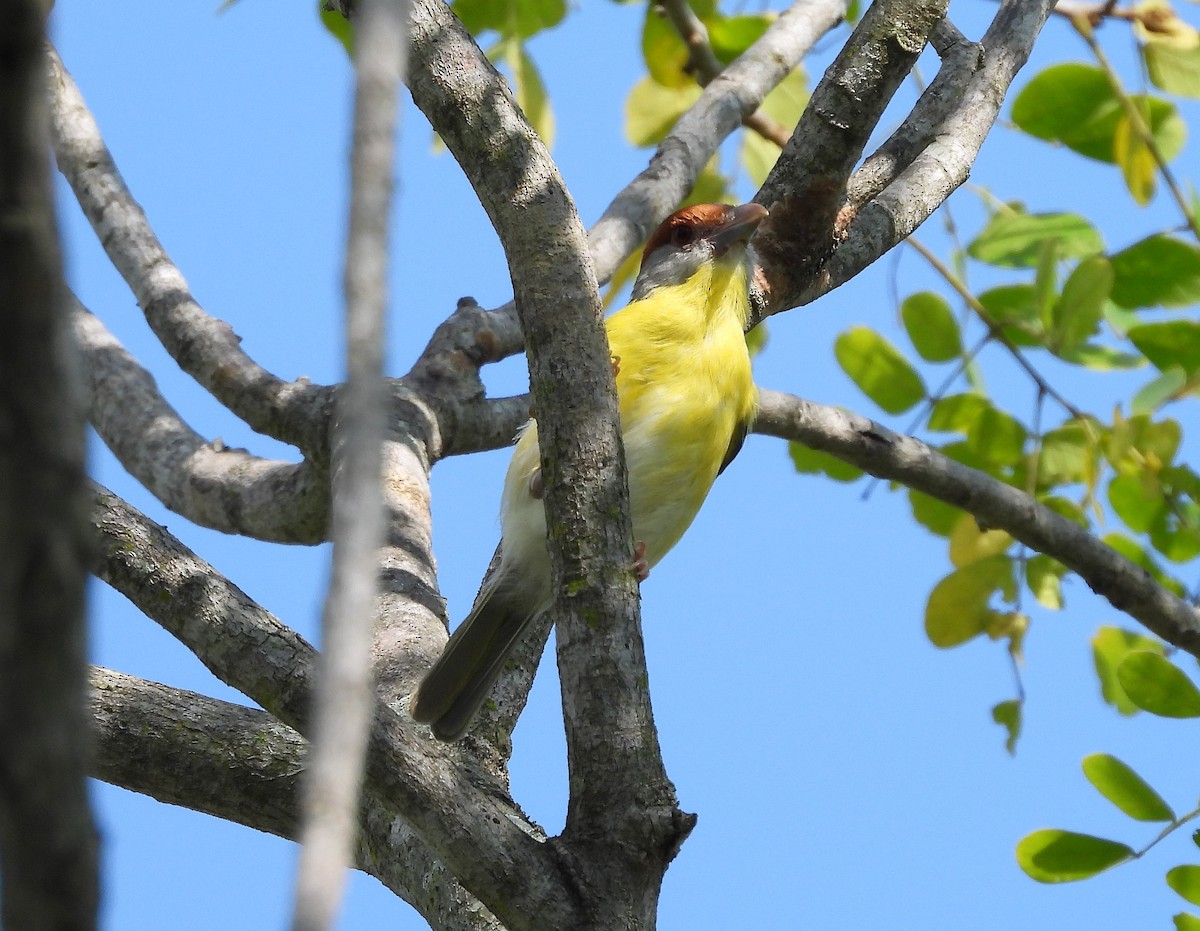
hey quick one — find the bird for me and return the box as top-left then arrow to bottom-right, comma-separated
409,202 -> 767,741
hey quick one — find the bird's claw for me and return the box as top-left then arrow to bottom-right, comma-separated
633,541 -> 649,583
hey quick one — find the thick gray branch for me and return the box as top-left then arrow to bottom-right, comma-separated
804,0 -> 1055,302
47,48 -> 333,454
89,667 -> 505,931
72,296 -> 329,543
90,483 -> 582,930
90,667 -> 305,840
753,390 -> 1200,656
753,0 -> 950,313
0,4 -> 99,928
846,19 -> 983,208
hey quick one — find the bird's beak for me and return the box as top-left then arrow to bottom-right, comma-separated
709,203 -> 769,257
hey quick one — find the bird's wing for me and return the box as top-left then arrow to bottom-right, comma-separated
718,419 -> 749,476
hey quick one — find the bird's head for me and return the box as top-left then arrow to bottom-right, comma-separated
631,202 -> 768,302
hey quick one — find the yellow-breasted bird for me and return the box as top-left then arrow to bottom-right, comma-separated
409,202 -> 767,741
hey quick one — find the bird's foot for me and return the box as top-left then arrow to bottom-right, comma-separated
611,355 -> 621,378
529,468 -> 544,500
633,541 -> 649,583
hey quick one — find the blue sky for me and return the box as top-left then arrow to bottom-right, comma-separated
52,1 -> 1200,929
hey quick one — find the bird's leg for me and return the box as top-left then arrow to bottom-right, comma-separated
528,469 -> 544,500
611,355 -> 621,378
633,541 -> 649,582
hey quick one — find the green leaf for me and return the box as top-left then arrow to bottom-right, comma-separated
1168,867 -> 1200,907
1150,500 -> 1200,563
624,76 -> 701,146
319,7 -> 354,55
1110,235 -> 1200,308
707,13 -> 773,64
966,406 -> 1027,466
1145,39 -> 1200,100
1057,344 -> 1147,371
968,211 -> 1104,268
834,326 -> 926,414
992,699 -> 1022,755
1109,473 -> 1165,533
740,68 -> 807,186
512,46 -> 555,148
1051,257 -> 1113,352
788,442 -> 863,483
908,488 -> 962,537
978,284 -> 1044,346
1175,913 -> 1200,931
928,393 -> 990,434
1082,753 -> 1175,822
1041,495 -> 1089,527
1026,554 -> 1066,609
1034,239 -> 1060,329
948,514 -> 1012,567
641,4 -> 692,87
1117,651 -> 1200,717
925,554 -> 1016,648
1107,413 -> 1182,468
745,322 -> 768,358
902,292 -> 962,361
1012,63 -> 1186,164
1093,626 -> 1167,715
1035,421 -> 1094,487
1114,105 -> 1158,204
454,0 -> 566,37
1016,829 -> 1133,883
1129,320 -> 1200,376
1132,365 -> 1192,415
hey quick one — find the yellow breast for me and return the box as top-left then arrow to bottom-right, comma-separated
500,256 -> 756,585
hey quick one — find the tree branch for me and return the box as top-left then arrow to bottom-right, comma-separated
0,3 -> 99,928
801,0 -> 1055,303
90,667 -> 507,931
753,0 -> 951,313
404,0 -> 710,918
72,296 -> 329,543
589,0 -> 848,284
90,667 -> 305,840
46,47 -> 332,455
845,18 -> 984,209
90,482 -> 582,930
753,390 -> 1200,657
292,0 -> 404,925
658,0 -> 792,147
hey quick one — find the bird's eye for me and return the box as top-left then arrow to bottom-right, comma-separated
671,225 -> 697,247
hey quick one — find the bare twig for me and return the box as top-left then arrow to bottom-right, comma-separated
905,236 -> 1087,420
90,483 -> 577,931
589,0 -> 848,283
1072,14 -> 1200,241
657,0 -> 793,146
846,18 -> 984,209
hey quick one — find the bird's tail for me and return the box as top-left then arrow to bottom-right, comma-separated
409,585 -> 536,742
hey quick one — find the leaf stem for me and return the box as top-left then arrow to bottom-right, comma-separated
1071,14 -> 1200,242
905,236 -> 1087,421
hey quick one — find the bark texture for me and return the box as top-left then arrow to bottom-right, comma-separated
0,2 -> 99,928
